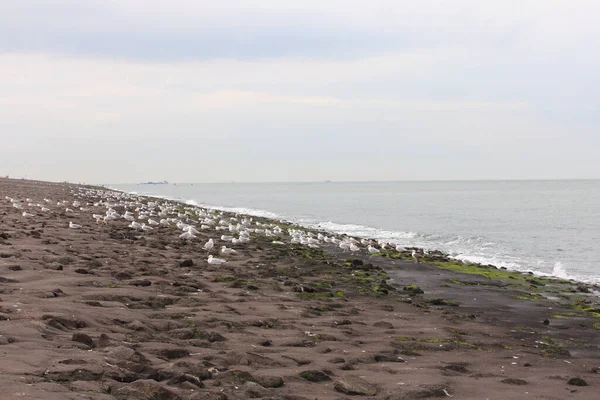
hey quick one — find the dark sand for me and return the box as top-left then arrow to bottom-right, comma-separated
0,177 -> 598,399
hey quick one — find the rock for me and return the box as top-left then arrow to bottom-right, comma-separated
328,357 -> 346,364
171,361 -> 212,380
130,280 -> 152,287
72,332 -> 95,348
169,373 -> 205,388
0,336 -> 16,345
74,268 -> 90,274
256,375 -> 285,388
373,321 -> 394,329
259,339 -> 272,347
114,379 -> 182,400
242,381 -> 272,398
395,385 -> 452,399
223,370 -> 256,385
157,347 -> 190,360
543,319 -> 550,325
107,346 -> 149,364
334,376 -> 378,396
180,259 -> 195,267
501,378 -> 528,385
7,265 -> 21,271
568,377 -> 588,386
373,354 -> 405,363
42,315 -> 86,330
194,331 -> 226,342
443,363 -> 469,373
97,333 -> 111,348
299,370 -> 331,382
114,271 -> 132,280
187,392 -> 228,400
403,284 -> 424,295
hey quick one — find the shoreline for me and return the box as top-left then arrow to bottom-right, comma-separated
0,177 -> 598,399
109,185 -> 599,287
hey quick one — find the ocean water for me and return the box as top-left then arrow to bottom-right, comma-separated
110,180 -> 600,284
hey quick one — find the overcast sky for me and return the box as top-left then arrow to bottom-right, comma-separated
1,0 -> 599,183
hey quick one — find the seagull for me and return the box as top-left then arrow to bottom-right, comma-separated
41,207 -> 51,212
160,219 -> 170,226
22,211 -> 34,217
187,226 -> 200,235
221,235 -> 234,241
203,238 -> 214,251
272,241 -> 284,245
179,231 -> 196,240
207,255 -> 227,265
129,221 -> 143,230
350,243 -> 360,252
123,214 -> 135,222
367,245 -> 380,254
69,221 -> 82,229
141,224 -> 153,232
147,219 -> 160,226
220,246 -> 237,255
395,244 -> 404,252
411,250 -> 423,263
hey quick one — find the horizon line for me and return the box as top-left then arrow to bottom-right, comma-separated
99,178 -> 600,185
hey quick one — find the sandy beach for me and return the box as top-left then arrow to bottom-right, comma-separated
0,177 -> 598,400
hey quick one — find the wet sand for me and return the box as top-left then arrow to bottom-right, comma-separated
0,177 -> 598,399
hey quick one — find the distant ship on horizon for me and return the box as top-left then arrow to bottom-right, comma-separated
139,180 -> 169,185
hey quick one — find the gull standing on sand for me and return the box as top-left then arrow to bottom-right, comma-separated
141,224 -> 153,232
123,213 -> 135,222
367,245 -> 380,254
412,250 -> 423,263
220,246 -> 237,255
69,221 -> 82,229
129,221 -> 142,230
179,231 -> 196,240
203,238 -> 214,251
207,255 -> 227,265
22,211 -> 34,217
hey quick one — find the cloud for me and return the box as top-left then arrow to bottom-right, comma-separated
0,1 -> 599,182
0,0 -> 580,61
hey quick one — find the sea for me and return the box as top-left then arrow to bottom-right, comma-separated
110,180 -> 600,284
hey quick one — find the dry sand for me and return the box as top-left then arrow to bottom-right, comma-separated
0,177 -> 598,399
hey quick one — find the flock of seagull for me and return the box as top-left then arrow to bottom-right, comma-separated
5,190 -> 424,264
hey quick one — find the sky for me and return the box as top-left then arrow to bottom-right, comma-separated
1,0 -> 599,183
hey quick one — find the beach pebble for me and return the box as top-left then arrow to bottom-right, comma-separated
299,370 -> 331,382
72,332 -> 95,348
334,376 -> 378,396
97,333 -> 111,348
114,379 -> 181,400
567,377 -> 588,386
373,321 -> 394,329
501,378 -> 528,385
179,259 -> 195,267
